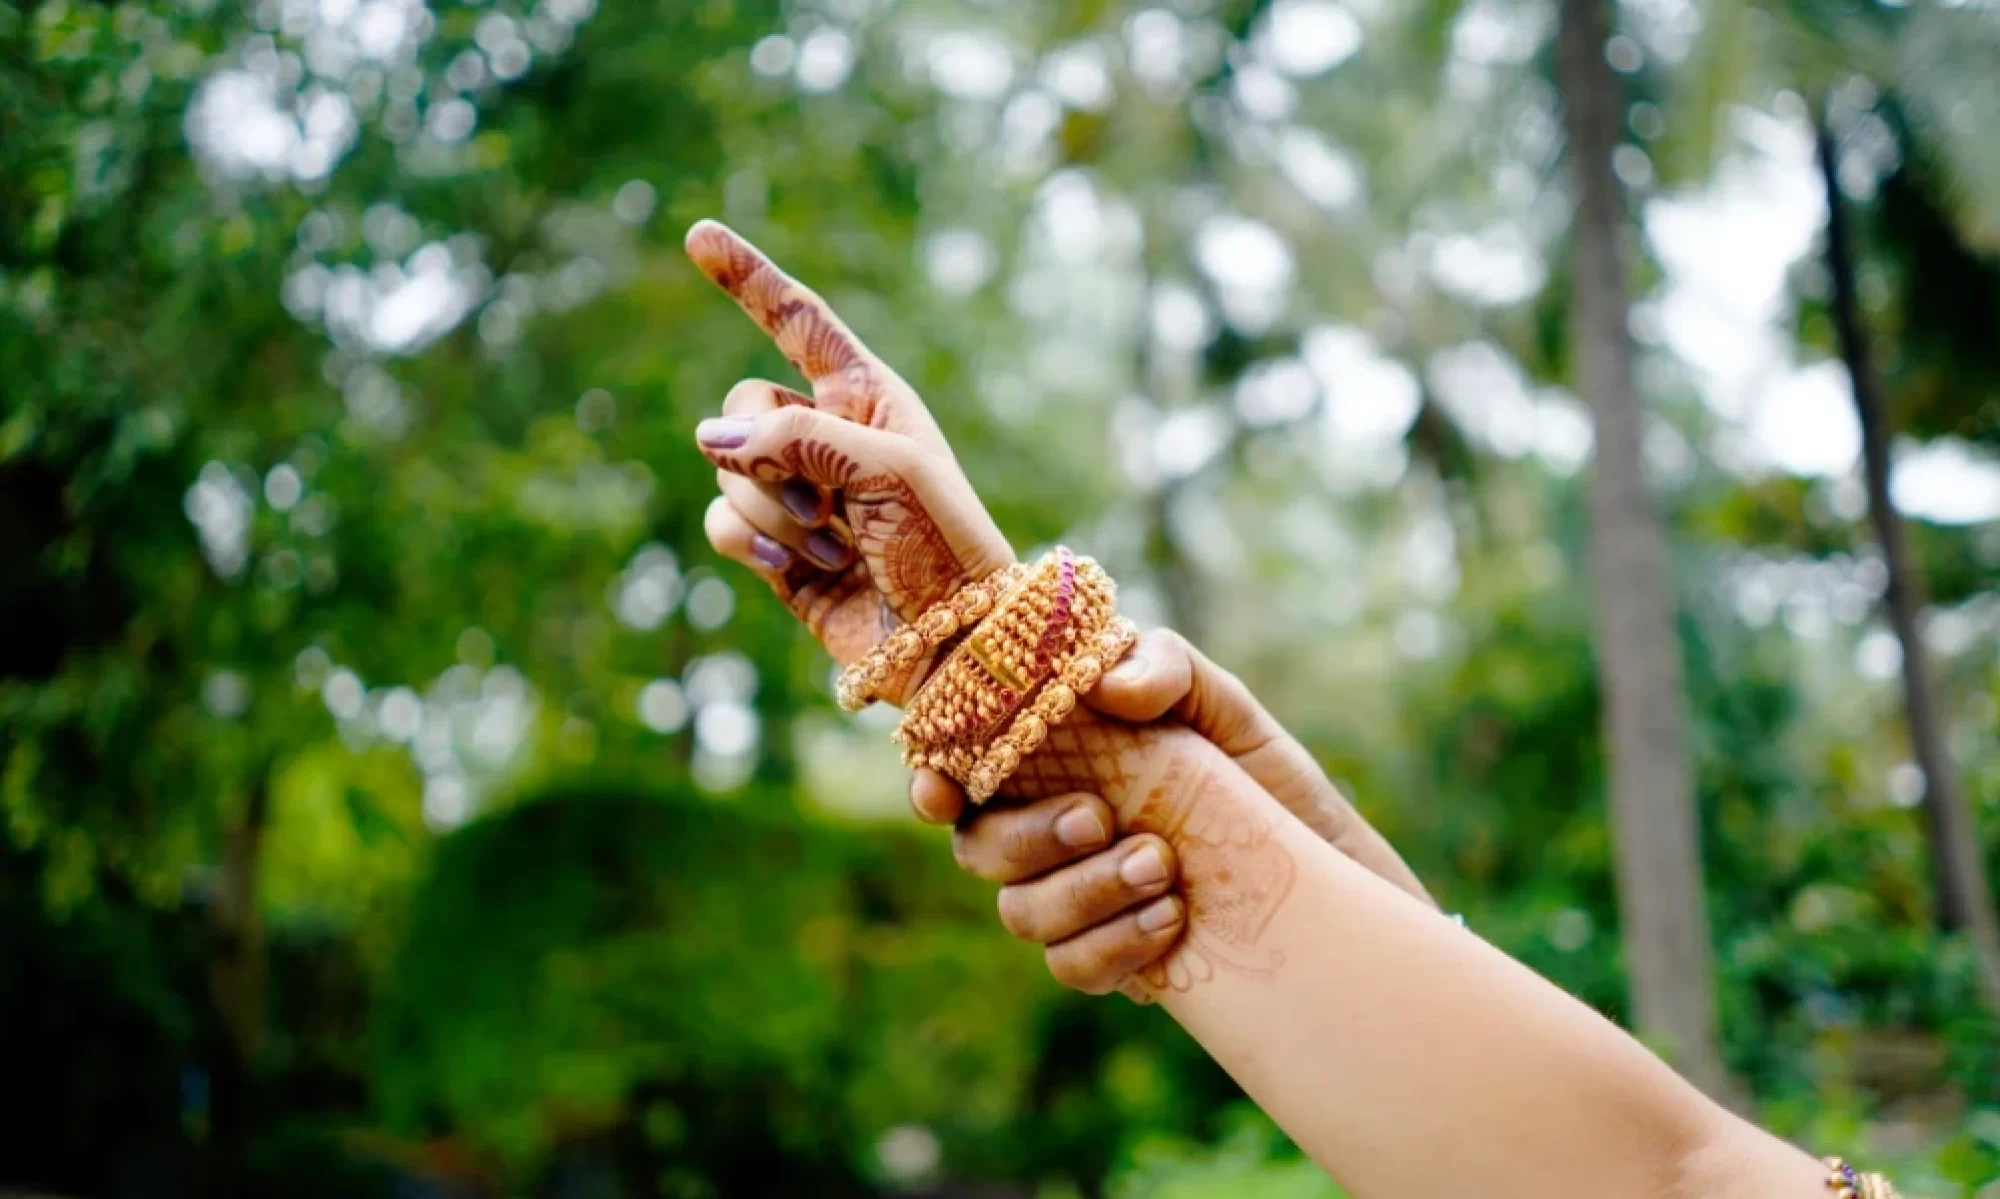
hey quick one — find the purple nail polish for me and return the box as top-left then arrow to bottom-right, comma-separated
805,530 -> 850,567
696,417 -> 753,449
780,479 -> 822,522
751,534 -> 793,570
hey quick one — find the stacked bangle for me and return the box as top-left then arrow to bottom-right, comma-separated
834,562 -> 1029,712
960,615 -> 1138,802
895,547 -> 1131,802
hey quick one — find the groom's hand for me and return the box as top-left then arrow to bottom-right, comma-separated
917,627 -> 1434,997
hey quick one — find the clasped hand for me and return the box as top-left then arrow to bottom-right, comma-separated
688,220 -> 1433,997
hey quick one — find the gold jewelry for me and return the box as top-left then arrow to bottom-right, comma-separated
896,547 -> 1126,798
897,547 -> 1114,772
962,616 -> 1138,802
1823,1157 -> 1902,1199
834,562 -> 1029,711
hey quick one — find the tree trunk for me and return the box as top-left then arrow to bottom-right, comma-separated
1146,485 -> 1204,642
1814,111 -> 2000,1011
205,774 -> 272,1186
1556,0 -> 1733,1099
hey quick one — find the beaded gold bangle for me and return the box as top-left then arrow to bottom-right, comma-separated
896,547 -> 1121,793
961,615 -> 1139,802
833,562 -> 1029,712
1824,1157 -> 1903,1199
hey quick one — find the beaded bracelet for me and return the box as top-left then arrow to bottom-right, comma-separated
1823,1157 -> 1902,1199
959,616 -> 1139,802
896,548 -> 1124,797
896,548 -> 1115,765
834,561 -> 1029,711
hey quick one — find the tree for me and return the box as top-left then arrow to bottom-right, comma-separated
1814,103 -> 2000,1010
1670,0 -> 2000,1009
1555,0 -> 1730,1098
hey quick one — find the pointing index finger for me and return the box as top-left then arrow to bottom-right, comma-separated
685,219 -> 883,425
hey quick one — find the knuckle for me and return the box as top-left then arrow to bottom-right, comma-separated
714,469 -> 755,503
768,403 -> 818,444
1067,866 -> 1102,914
702,495 -> 740,547
1318,796 -> 1358,841
1044,948 -> 1093,993
722,379 -> 775,414
1000,820 -> 1045,872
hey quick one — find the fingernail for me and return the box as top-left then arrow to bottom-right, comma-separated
751,534 -> 793,570
780,479 -> 822,522
805,529 -> 850,567
1054,804 -> 1108,849
696,417 -> 753,449
1136,895 -> 1182,933
1120,844 -> 1168,888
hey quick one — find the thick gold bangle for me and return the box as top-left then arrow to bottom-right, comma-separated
833,562 -> 1029,711
961,616 -> 1138,802
895,547 -> 1121,793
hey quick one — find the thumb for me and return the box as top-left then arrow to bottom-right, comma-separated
1088,629 -> 1270,758
696,404 -> 912,489
1088,629 -> 1438,910
1087,629 -> 1193,723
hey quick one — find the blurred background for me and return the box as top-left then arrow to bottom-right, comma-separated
5,0 -> 2000,1193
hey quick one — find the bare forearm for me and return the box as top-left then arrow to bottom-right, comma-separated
1016,714 -> 1821,1199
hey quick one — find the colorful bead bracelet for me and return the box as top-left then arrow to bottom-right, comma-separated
1824,1157 -> 1902,1199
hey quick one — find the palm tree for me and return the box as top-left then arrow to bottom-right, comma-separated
1687,0 -> 2000,1009
1812,100 -> 2000,1010
1555,0 -> 1732,1098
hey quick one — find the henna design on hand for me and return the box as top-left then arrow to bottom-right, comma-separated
789,439 -> 861,489
1005,715 -> 1145,799
689,227 -> 885,428
846,473 -> 968,618
1129,754 -> 1295,994
689,221 -> 1014,694
773,561 -> 883,652
690,223 -> 1295,1006
706,453 -> 791,483
1002,717 -> 1297,997
703,433 -> 977,676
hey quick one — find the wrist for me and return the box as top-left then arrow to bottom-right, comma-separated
1669,1115 -> 1827,1199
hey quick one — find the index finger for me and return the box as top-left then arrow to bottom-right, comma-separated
685,219 -> 883,425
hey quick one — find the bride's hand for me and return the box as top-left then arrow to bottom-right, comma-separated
686,221 -> 1014,698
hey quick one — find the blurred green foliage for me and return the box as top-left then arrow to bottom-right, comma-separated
4,0 -> 2000,1194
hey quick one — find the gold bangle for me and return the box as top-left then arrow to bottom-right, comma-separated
833,562 -> 1028,711
896,548 -> 1114,761
962,616 -> 1138,802
895,547 -> 1131,800
895,548 -> 1114,765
